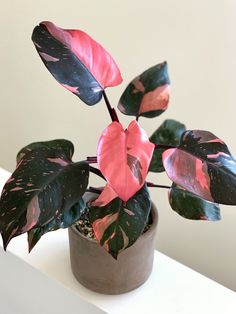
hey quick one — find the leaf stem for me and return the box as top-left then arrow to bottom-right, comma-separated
147,182 -> 171,189
155,144 -> 176,150
89,165 -> 106,180
87,156 -> 97,163
103,91 -> 119,122
86,186 -> 102,194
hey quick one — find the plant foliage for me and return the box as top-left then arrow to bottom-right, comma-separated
0,21 -> 236,258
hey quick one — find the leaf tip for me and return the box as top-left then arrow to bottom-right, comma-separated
109,250 -> 118,260
27,231 -> 39,253
1,233 -> 10,251
28,245 -> 33,254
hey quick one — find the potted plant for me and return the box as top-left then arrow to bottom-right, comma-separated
1,21 -> 236,294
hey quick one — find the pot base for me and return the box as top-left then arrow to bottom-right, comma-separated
68,204 -> 158,295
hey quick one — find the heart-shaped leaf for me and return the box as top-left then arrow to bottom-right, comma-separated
149,119 -> 186,172
32,21 -> 122,105
0,140 -> 89,249
97,120 -> 155,202
169,184 -> 221,221
89,184 -> 151,259
118,62 -> 170,118
28,199 -> 85,252
163,130 -> 236,205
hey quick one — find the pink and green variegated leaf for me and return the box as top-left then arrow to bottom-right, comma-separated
92,184 -> 118,207
28,199 -> 85,252
149,119 -> 186,172
169,184 -> 221,221
118,62 -> 170,118
0,140 -> 89,249
163,130 -> 236,205
32,21 -> 122,106
97,120 -> 155,202
89,184 -> 151,259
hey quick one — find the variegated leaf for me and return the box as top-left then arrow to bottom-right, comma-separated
32,21 -> 122,106
97,120 -> 154,202
0,140 -> 89,249
169,184 -> 221,221
163,130 -> 236,205
91,184 -> 118,207
17,139 -> 74,164
149,119 -> 186,172
28,199 -> 85,252
118,62 -> 170,118
89,184 -> 151,259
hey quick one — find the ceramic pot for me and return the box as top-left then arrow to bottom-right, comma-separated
68,203 -> 158,294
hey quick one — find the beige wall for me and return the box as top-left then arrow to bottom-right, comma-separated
1,0 -> 236,290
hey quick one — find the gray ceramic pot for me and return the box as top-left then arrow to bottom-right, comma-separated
68,203 -> 158,294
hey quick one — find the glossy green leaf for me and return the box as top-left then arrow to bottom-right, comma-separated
149,119 -> 186,172
0,140 -> 89,249
28,199 -> 85,251
169,184 -> 221,221
118,62 -> 170,118
89,184 -> 151,259
17,139 -> 74,164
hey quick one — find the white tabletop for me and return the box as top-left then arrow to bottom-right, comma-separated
0,167 -> 236,314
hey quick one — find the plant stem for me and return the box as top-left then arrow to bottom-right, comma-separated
155,144 -> 176,150
103,91 -> 119,122
87,156 -> 97,163
89,165 -> 106,180
86,186 -> 102,194
147,182 -> 171,189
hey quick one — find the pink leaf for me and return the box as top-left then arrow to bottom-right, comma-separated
162,148 -> 214,202
139,84 -> 170,115
41,21 -> 123,88
97,120 -> 155,202
92,184 -> 118,207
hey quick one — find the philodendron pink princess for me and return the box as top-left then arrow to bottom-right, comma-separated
0,21 -> 236,258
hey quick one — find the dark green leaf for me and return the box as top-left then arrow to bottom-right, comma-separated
17,139 -> 74,164
118,62 -> 170,118
89,184 -> 151,259
0,140 -> 89,249
169,184 -> 221,221
28,199 -> 85,251
149,119 -> 186,172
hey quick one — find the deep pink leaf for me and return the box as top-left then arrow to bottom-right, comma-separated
163,148 -> 213,201
97,121 -> 154,202
162,130 -> 236,205
139,84 -> 170,115
92,184 -> 118,207
41,21 -> 123,88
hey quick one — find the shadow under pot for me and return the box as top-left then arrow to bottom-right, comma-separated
68,202 -> 158,295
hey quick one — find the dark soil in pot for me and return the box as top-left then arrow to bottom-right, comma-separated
75,207 -> 153,240
68,202 -> 158,295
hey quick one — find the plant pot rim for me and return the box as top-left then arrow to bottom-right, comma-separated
70,201 -> 158,245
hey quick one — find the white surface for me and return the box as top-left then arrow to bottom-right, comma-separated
0,249 -> 106,314
1,0 -> 236,291
0,168 -> 236,314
